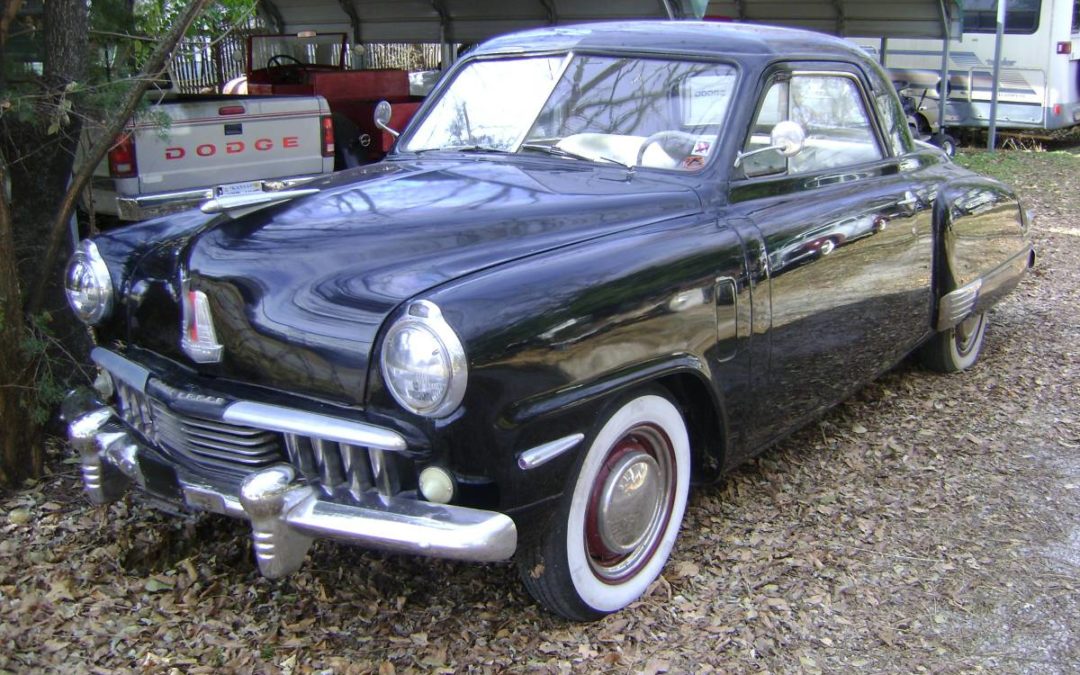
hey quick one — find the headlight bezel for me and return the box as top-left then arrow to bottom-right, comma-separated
64,240 -> 114,325
380,300 -> 468,418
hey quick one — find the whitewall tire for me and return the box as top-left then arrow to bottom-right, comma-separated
518,391 -> 691,620
921,311 -> 988,373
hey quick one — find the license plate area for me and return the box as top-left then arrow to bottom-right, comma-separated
138,452 -> 184,502
215,180 -> 264,197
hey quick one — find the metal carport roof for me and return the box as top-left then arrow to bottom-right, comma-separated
703,1 -> 962,40
255,0 -> 962,43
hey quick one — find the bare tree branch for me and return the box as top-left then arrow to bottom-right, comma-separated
26,0 -> 212,314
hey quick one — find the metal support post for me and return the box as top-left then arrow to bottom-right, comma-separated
988,0 -> 1007,150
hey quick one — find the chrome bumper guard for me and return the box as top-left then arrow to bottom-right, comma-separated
937,245 -> 1034,332
63,389 -> 517,577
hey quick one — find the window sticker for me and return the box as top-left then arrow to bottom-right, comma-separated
693,139 -> 712,156
682,73 -> 736,126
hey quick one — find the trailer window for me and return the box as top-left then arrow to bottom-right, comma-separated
1074,1 -> 1079,32
962,0 -> 1041,35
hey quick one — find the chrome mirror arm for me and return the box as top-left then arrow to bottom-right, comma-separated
734,144 -> 784,168
374,100 -> 399,138
733,120 -> 806,169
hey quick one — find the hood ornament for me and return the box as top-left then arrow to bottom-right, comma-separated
200,188 -> 320,219
180,276 -> 224,364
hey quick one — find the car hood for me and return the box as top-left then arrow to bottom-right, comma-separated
123,158 -> 701,404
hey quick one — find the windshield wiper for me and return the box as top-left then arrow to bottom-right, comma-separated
518,142 -> 632,170
413,144 -> 510,154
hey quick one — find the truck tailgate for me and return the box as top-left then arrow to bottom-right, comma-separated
132,95 -> 332,195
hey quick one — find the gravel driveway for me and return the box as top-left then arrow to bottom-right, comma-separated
1,148 -> 1077,674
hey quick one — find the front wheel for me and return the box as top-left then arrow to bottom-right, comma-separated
517,391 -> 691,621
920,311 -> 987,372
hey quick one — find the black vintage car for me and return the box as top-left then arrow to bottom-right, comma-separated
63,21 -> 1034,621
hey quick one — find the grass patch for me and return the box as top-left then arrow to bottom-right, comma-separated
955,148 -> 1080,183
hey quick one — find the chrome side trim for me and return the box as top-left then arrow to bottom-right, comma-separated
91,347 -> 150,393
223,401 -> 408,452
517,433 -> 585,470
936,279 -> 982,331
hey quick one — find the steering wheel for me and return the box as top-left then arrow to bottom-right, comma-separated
266,54 -> 307,84
267,53 -> 305,69
636,130 -> 700,167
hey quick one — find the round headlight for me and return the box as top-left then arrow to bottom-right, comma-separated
64,240 -> 114,325
380,300 -> 467,418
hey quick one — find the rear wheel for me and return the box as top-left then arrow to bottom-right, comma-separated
517,391 -> 691,621
920,311 -> 987,372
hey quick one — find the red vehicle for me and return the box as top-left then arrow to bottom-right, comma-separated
246,32 -> 425,167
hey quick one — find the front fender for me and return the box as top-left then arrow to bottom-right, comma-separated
396,216 -> 745,516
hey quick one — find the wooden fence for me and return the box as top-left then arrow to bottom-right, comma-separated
170,32 -> 250,93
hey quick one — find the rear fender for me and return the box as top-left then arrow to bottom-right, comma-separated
934,179 -> 1033,331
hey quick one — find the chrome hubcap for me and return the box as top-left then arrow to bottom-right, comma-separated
585,425 -> 675,583
597,452 -> 662,554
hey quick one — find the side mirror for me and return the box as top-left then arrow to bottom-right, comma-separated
374,100 -> 399,138
734,120 -> 806,168
770,120 -> 806,157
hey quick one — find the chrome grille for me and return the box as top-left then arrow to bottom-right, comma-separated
116,382 -> 285,473
285,435 -> 397,500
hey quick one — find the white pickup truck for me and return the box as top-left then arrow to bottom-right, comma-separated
87,93 -> 335,221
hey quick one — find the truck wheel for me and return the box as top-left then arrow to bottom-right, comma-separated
517,391 -> 690,621
931,132 -> 957,157
920,311 -> 987,373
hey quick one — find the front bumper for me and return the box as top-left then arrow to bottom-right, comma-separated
63,387 -> 517,578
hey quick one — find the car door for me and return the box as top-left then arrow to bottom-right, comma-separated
727,64 -> 934,451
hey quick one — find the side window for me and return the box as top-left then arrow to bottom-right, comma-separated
874,91 -> 912,156
740,73 -> 884,178
963,0 -> 1041,35
741,81 -> 789,177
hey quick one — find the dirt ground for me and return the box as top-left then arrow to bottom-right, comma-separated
1,147 -> 1077,674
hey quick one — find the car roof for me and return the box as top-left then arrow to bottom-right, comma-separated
471,20 -> 866,62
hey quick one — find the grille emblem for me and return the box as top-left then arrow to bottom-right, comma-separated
181,283 -> 224,364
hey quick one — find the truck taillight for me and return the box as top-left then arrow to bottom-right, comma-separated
321,116 -> 335,157
108,134 -> 138,178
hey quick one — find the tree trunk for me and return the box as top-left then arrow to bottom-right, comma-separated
0,0 -> 87,487
0,164 -> 40,487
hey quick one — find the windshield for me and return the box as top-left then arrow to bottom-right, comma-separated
250,34 -> 346,69
403,54 -> 738,171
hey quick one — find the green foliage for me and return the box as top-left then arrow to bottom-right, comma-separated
88,0 -> 259,80
19,313 -> 90,426
136,0 -> 259,38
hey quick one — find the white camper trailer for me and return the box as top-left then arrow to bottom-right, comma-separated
856,0 -> 1080,134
